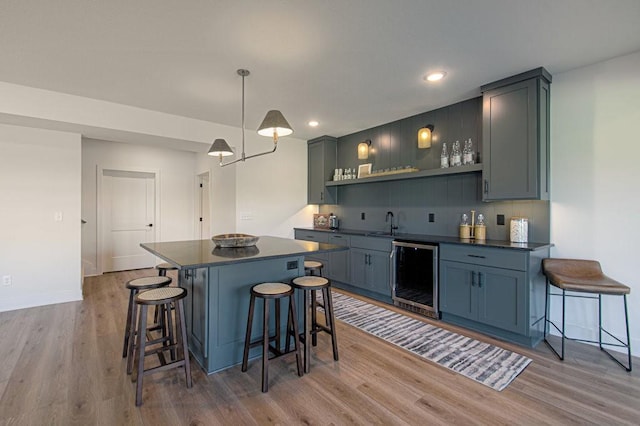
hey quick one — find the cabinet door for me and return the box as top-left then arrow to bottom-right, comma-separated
307,138 -> 337,204
440,260 -> 477,320
349,248 -> 368,290
477,265 -> 527,334
328,234 -> 349,283
482,77 -> 549,200
367,249 -> 391,296
308,141 -> 326,204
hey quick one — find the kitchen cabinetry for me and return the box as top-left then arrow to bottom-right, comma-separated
439,244 -> 548,347
349,236 -> 392,298
481,67 -> 551,201
327,234 -> 350,283
308,136 -> 337,204
180,267 -> 208,365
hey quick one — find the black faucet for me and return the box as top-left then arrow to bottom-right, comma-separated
386,211 -> 398,235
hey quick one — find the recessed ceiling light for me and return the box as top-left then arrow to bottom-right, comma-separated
308,120 -> 319,127
425,71 -> 447,82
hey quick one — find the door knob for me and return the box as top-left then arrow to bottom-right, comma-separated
147,223 -> 153,227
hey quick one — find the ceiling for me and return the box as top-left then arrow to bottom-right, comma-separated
2,0 -> 640,145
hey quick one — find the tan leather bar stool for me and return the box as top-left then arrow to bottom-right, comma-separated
156,262 -> 177,277
542,258 -> 632,371
130,286 -> 192,406
304,260 -> 324,277
241,282 -> 303,392
122,276 -> 172,359
286,276 -> 339,373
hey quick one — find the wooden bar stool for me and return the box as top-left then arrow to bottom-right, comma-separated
542,258 -> 632,371
156,262 -> 177,277
304,260 -> 324,277
286,276 -> 339,373
241,282 -> 303,392
130,286 -> 192,406
122,276 -> 172,359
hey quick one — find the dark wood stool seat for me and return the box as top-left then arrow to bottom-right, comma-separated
304,260 -> 324,277
129,286 -> 192,406
122,276 -> 172,359
286,276 -> 339,373
542,258 -> 632,371
155,262 -> 178,277
241,282 -> 303,392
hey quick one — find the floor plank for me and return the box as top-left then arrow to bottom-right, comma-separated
0,268 -> 638,425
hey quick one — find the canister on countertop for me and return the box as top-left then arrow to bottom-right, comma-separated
459,213 -> 471,239
510,217 -> 528,243
474,214 -> 486,240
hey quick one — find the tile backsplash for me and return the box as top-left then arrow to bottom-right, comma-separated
318,173 -> 550,243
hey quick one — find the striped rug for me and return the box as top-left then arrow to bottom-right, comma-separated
327,291 -> 532,391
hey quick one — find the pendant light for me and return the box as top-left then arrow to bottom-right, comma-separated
208,69 -> 294,166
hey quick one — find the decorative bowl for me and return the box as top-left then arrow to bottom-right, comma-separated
211,233 -> 259,248
212,245 -> 260,258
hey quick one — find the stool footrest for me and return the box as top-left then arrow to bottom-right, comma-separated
142,359 -> 186,377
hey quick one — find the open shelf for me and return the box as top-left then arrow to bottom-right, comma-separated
326,163 -> 482,186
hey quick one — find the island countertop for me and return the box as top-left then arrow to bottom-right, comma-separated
141,235 -> 347,269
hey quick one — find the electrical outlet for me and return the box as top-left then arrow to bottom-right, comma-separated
2,275 -> 11,286
428,213 -> 435,223
361,212 -> 365,220
286,261 -> 298,270
497,214 -> 505,225
54,211 -> 63,222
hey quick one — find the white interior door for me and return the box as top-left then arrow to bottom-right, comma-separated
102,169 -> 157,272
198,172 -> 211,240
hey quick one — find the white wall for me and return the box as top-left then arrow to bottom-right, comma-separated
82,138 -> 199,275
551,50 -> 640,353
234,134 -> 316,238
0,124 -> 82,312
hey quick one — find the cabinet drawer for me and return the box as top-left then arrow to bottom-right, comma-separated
440,244 -> 527,271
329,234 -> 350,246
294,229 -> 329,243
350,235 -> 392,252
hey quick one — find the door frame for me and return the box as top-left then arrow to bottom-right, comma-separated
195,171 -> 211,240
97,165 -> 161,274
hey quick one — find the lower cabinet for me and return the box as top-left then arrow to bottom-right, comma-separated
440,261 -> 526,335
439,244 -> 548,347
349,236 -> 392,297
327,234 -> 350,283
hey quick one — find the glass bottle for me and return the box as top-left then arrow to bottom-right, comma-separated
440,143 -> 449,168
451,141 -> 461,167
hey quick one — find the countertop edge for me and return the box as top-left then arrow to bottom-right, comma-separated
294,227 -> 553,251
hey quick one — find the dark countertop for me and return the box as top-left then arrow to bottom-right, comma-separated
141,236 -> 348,269
294,227 -> 553,251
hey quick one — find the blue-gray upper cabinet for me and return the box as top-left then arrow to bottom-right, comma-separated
308,136 -> 337,205
481,67 -> 551,201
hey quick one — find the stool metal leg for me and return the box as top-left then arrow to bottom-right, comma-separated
261,298 -> 270,393
241,294 -> 256,373
311,289 -> 318,347
175,299 -> 193,387
123,289 -> 137,358
135,304 -> 149,406
289,293 -> 304,377
323,287 -> 339,361
303,289 -> 312,373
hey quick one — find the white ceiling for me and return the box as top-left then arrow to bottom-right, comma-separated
2,0 -> 640,143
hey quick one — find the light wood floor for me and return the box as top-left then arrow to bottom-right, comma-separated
1,269 -> 638,425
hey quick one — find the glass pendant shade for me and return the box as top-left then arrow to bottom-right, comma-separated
208,138 -> 234,157
418,125 -> 434,149
257,110 -> 293,139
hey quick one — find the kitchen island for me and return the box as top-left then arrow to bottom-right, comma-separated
141,236 -> 347,374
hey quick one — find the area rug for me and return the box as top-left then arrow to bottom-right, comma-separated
326,291 -> 532,391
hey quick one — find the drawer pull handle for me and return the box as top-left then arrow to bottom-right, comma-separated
468,254 -> 486,259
